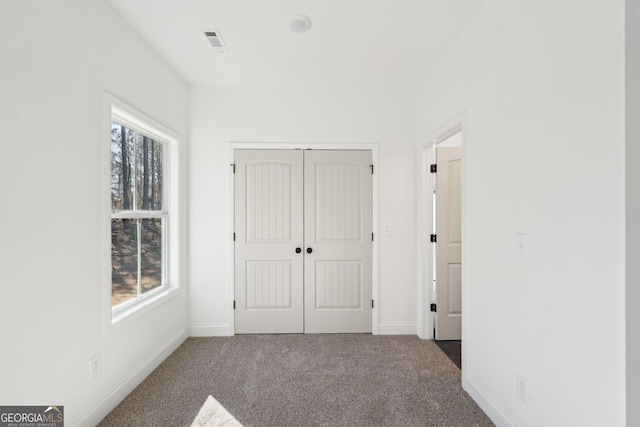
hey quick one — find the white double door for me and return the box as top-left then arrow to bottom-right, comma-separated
234,149 -> 372,334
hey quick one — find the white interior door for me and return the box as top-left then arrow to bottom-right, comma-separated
435,147 -> 462,340
304,150 -> 372,333
234,150 -> 304,333
235,149 -> 372,334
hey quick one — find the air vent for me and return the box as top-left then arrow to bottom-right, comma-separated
204,29 -> 228,53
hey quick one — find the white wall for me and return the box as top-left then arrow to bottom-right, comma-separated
627,0 -> 640,425
1,0 -> 629,425
188,85 -> 418,336
417,1 -> 625,426
0,1 -> 189,425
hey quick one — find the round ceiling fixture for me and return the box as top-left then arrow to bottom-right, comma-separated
289,14 -> 312,33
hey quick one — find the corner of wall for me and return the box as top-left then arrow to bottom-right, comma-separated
626,0 -> 640,424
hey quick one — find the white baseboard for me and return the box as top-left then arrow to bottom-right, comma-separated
190,323 -> 417,336
189,323 -> 232,337
463,375 -> 516,427
377,322 -> 416,335
73,328 -> 188,427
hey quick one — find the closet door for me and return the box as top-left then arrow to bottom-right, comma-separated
234,150 -> 304,333
303,150 -> 373,333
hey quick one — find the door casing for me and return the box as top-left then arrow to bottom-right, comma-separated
229,142 -> 379,335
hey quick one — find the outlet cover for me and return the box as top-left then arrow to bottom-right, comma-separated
90,353 -> 102,379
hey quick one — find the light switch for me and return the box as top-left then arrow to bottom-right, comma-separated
384,226 -> 393,237
515,233 -> 528,257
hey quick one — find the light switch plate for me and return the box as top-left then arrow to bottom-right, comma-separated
515,233 -> 528,257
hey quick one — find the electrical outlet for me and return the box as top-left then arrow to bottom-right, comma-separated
89,353 -> 102,379
516,373 -> 529,403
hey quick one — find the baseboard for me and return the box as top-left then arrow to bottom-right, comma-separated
463,375 -> 516,427
189,323 -> 232,337
73,328 -> 188,427
376,322 -> 416,335
190,323 -> 415,336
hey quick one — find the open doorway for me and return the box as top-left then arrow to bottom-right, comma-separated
431,131 -> 462,368
419,116 -> 465,372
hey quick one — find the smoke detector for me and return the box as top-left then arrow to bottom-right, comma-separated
289,14 -> 312,33
204,29 -> 229,53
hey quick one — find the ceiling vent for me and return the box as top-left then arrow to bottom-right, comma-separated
204,30 -> 228,53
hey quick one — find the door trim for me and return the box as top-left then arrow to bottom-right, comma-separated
228,142 -> 379,335
417,112 -> 467,375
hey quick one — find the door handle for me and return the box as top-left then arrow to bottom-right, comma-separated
306,247 -> 313,254
295,247 -> 302,254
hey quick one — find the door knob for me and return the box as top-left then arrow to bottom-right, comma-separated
295,247 -> 302,254
306,247 -> 313,254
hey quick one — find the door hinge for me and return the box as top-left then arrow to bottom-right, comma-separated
430,164 -> 437,173
230,163 -> 236,174
233,232 -> 236,241
372,299 -> 375,309
430,303 -> 437,312
372,232 -> 374,242
233,300 -> 236,310
430,234 -> 437,243
370,164 -> 374,174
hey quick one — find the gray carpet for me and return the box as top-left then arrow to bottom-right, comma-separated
98,335 -> 493,427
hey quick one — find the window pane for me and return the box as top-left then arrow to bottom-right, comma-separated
140,218 -> 163,294
152,141 -> 163,211
135,136 -> 164,211
112,219 -> 138,306
111,123 -> 134,212
110,106 -> 171,317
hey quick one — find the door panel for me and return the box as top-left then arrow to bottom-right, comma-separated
315,162 -> 362,241
245,261 -> 292,309
234,150 -> 304,333
304,150 -> 372,333
315,261 -> 362,308
435,147 -> 462,340
245,161 -> 292,242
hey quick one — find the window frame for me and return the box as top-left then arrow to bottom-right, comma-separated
104,96 -> 181,325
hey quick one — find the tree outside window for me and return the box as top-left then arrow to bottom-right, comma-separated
110,121 -> 166,308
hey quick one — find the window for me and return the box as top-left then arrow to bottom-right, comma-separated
109,102 -> 178,321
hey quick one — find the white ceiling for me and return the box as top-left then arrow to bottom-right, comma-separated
107,0 -> 485,89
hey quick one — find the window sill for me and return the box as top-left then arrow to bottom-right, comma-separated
111,286 -> 182,326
